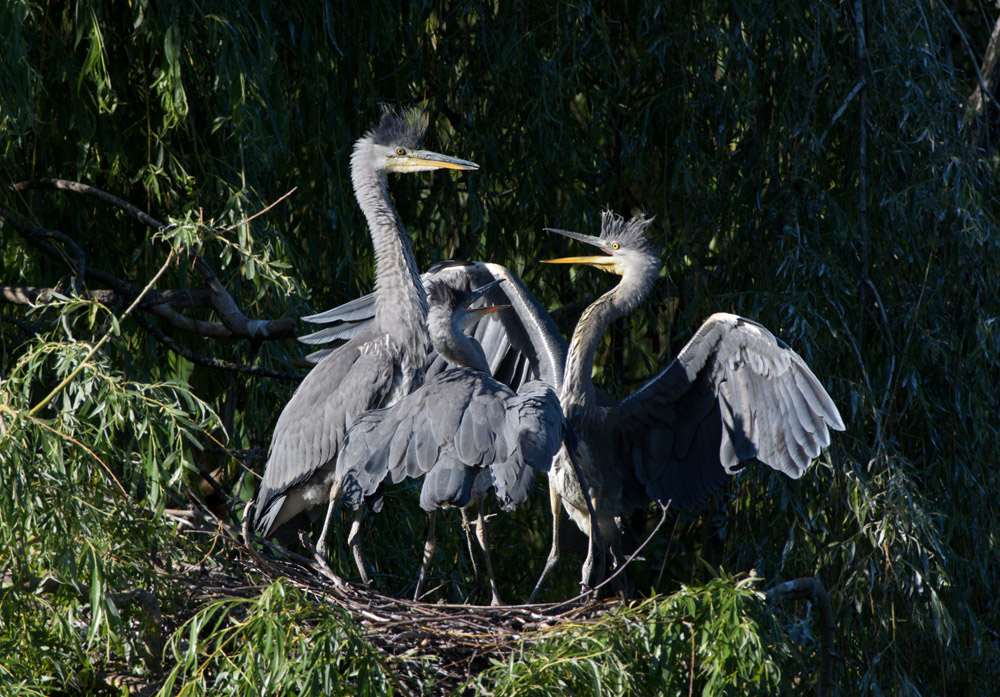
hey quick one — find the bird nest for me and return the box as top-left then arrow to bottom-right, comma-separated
174,505 -> 621,692
159,504 -> 834,695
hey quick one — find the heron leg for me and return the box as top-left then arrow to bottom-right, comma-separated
460,507 -> 480,579
563,445 -> 606,598
316,479 -> 342,560
473,506 -> 503,606
528,479 -> 562,603
413,511 -> 437,602
347,504 -> 372,586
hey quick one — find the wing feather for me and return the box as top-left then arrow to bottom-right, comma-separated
612,313 -> 844,508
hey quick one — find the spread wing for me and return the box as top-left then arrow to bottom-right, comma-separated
252,328 -> 398,535
611,313 -> 845,509
299,260 -> 568,391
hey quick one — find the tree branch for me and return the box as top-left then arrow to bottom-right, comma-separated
2,285 -> 214,309
1,204 -> 296,341
12,178 -> 165,230
767,577 -> 835,697
10,179 -> 297,341
132,310 -> 305,382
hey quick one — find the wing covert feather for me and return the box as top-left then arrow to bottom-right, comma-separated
611,313 -> 844,508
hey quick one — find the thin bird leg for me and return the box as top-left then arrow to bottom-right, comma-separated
564,445 -> 607,596
413,511 -> 437,602
316,479 -> 342,560
473,505 -> 504,606
460,507 -> 480,579
347,504 -> 372,585
528,478 -> 563,603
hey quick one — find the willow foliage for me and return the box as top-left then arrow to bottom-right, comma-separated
2,0 -> 999,694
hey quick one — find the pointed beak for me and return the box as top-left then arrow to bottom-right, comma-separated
402,150 -> 479,171
469,278 -> 505,302
540,227 -> 619,268
466,278 -> 508,318
468,304 -> 509,320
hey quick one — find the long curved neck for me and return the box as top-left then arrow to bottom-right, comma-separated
428,306 -> 491,373
561,271 -> 651,417
352,160 -> 429,357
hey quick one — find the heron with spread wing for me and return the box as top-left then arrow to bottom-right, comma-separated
249,110 -> 478,555
332,279 -> 565,604
530,212 -> 845,599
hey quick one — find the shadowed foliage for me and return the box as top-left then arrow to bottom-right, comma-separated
2,0 -> 999,694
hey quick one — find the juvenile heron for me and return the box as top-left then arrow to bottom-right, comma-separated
249,109 -> 478,551
530,211 -> 846,599
331,279 -> 565,604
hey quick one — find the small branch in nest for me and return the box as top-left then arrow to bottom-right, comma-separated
766,576 -> 835,697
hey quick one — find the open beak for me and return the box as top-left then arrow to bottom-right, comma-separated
399,150 -> 479,171
466,278 -> 509,318
540,227 -> 619,269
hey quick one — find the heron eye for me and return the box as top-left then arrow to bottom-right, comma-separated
395,147 -> 406,156
611,242 -> 620,250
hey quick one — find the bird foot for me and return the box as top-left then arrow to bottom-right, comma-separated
298,530 -> 346,587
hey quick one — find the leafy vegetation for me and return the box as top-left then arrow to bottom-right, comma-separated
2,0 -> 1000,694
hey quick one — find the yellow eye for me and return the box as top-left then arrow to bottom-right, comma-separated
395,147 -> 406,156
611,242 -> 620,250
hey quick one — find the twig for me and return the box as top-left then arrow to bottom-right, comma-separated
224,187 -> 297,232
817,79 -> 867,149
552,501 -> 672,610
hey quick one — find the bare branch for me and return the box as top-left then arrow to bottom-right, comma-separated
12,178 -> 165,231
146,303 -> 237,339
132,310 -> 305,382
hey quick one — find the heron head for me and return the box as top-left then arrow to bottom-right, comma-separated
541,212 -> 656,277
426,278 -> 507,331
357,108 -> 479,174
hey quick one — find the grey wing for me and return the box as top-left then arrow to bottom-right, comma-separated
613,312 -> 845,508
336,369 -> 510,511
491,381 -> 565,510
298,260 -> 568,392
252,331 -> 396,536
298,293 -> 377,363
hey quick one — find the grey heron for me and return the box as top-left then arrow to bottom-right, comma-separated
330,278 -> 565,604
530,211 -> 846,599
249,109 -> 478,553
